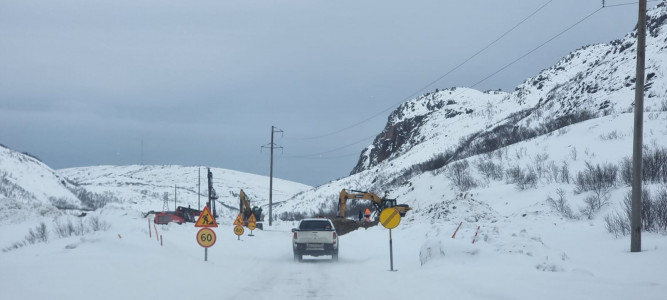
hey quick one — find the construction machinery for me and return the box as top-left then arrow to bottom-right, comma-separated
337,189 -> 411,218
327,189 -> 411,235
153,206 -> 201,225
239,189 -> 264,230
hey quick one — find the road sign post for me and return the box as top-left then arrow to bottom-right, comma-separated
248,222 -> 256,236
196,228 -> 217,261
195,207 -> 218,261
379,208 -> 401,272
234,225 -> 244,240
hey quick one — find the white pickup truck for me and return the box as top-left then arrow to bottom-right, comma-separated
292,218 -> 339,262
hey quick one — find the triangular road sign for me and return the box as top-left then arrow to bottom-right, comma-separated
233,214 -> 244,226
248,213 -> 257,223
195,206 -> 218,228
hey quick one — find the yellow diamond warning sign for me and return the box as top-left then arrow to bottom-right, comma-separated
195,206 -> 218,228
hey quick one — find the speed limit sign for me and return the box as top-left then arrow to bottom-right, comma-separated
197,228 -> 216,248
234,225 -> 244,236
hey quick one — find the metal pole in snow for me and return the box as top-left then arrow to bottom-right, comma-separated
472,226 -> 481,244
198,168 -> 201,211
389,229 -> 394,271
452,221 -> 463,238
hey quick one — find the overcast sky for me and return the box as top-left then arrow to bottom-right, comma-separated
0,0 -> 659,186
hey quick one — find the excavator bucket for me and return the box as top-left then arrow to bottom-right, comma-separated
329,218 -> 378,236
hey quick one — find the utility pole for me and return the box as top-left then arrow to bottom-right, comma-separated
141,139 -> 144,165
174,184 -> 177,211
198,167 -> 201,211
262,126 -> 283,226
207,168 -> 212,209
207,168 -> 218,217
631,0 -> 647,253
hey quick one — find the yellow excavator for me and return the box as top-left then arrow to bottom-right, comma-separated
337,189 -> 411,218
239,189 -> 263,230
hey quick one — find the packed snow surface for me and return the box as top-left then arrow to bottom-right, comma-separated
1,206 -> 665,300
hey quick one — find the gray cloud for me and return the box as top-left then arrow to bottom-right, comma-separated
0,0 -> 655,185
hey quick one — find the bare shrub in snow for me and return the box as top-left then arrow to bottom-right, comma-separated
0,171 -> 34,200
475,158 -> 503,181
574,162 -> 618,210
25,222 -> 48,244
604,211 -> 630,237
570,147 -> 578,161
599,130 -> 622,141
49,197 -> 79,210
606,187 -> 667,236
560,161 -> 571,184
546,188 -> 576,219
88,216 -> 110,232
532,153 -> 549,180
445,161 -> 477,191
506,165 -> 538,190
620,147 -> 667,186
70,187 -> 120,210
54,219 -> 77,238
545,161 -> 559,184
279,211 -> 307,221
580,195 -> 602,220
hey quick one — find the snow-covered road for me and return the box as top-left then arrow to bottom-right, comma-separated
2,210 -> 667,300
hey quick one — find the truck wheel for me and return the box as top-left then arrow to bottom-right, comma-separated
332,252 -> 339,262
293,253 -> 302,262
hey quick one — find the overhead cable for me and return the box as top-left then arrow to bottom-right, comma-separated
291,0 -> 554,141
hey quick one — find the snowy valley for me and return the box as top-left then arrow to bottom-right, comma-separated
2,3 -> 667,300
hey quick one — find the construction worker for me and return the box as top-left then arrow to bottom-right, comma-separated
358,210 -> 363,221
364,208 -> 371,222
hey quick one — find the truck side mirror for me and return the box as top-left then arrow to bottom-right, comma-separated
291,228 -> 297,232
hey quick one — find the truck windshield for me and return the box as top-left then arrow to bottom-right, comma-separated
299,220 -> 332,231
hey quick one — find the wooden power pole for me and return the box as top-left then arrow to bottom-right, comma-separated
631,0 -> 647,253
263,126 -> 283,226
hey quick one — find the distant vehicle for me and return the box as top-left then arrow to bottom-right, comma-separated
292,218 -> 339,262
154,206 -> 201,225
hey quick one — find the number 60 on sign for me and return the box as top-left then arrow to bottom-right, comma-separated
196,228 -> 216,248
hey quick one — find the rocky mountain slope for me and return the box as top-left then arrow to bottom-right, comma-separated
276,3 -> 667,222
352,2 -> 667,175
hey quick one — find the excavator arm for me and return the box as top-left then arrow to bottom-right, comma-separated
337,189 -> 384,217
338,189 -> 411,218
239,189 -> 252,217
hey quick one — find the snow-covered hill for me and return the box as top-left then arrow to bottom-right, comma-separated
0,144 -> 80,223
58,165 -> 312,223
275,3 -> 667,224
353,2 -> 667,175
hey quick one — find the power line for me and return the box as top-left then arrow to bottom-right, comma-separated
287,152 -> 360,160
470,6 -> 604,89
291,0 -> 553,141
286,1 -> 627,160
604,0 -> 660,8
285,134 -> 375,158
430,5 -> 608,131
